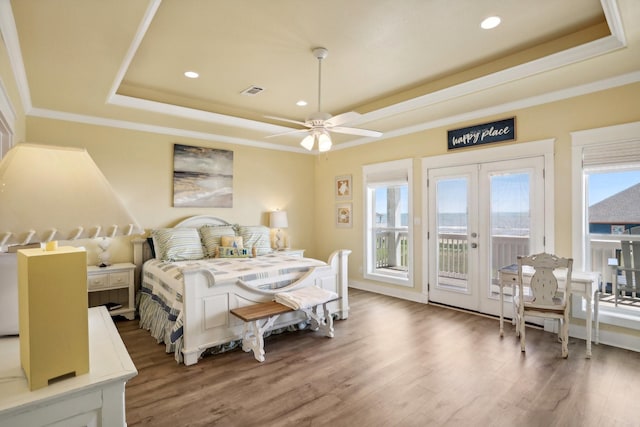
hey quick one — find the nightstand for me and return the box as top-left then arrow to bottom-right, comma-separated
87,263 -> 135,320
278,248 -> 305,257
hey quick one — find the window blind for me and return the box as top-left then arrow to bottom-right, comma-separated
582,139 -> 640,168
365,169 -> 408,187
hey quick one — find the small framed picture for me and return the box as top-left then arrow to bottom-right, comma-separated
611,225 -> 625,235
335,175 -> 352,200
336,203 -> 352,228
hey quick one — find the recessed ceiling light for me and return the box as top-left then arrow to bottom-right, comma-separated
296,100 -> 308,107
481,16 -> 501,30
184,71 -> 199,79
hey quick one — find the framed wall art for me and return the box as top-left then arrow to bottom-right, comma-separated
173,143 -> 233,207
336,203 -> 352,228
335,174 -> 352,200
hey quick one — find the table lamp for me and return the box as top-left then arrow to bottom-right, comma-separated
269,210 -> 288,250
0,143 -> 142,390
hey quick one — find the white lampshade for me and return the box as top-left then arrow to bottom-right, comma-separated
269,210 -> 288,229
318,132 -> 332,152
300,134 -> 315,151
0,144 -> 142,248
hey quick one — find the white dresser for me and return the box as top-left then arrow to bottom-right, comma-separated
0,307 -> 137,426
0,253 -> 18,336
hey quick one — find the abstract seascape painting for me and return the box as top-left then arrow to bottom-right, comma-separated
173,144 -> 233,207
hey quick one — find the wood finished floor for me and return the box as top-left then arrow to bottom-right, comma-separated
116,289 -> 640,427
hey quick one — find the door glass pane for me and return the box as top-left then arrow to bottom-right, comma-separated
436,177 -> 469,290
490,172 -> 531,295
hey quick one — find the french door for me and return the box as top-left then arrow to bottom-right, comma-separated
426,156 -> 545,316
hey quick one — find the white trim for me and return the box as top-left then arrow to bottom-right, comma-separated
335,71 -> 640,151
362,158 -> 413,288
571,121 -> 640,270
601,0 -> 626,45
349,280 -> 428,304
570,120 -> 640,347
358,35 -> 625,126
106,0 -> 162,102
28,107 -> 310,154
109,94 -> 291,134
421,139 -> 556,302
571,296 -> 640,352
0,0 -> 31,113
0,77 -> 16,133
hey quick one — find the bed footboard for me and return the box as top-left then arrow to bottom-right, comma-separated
180,249 -> 351,365
132,240 -> 351,365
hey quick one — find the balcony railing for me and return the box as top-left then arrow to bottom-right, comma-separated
375,229 -> 408,270
437,233 -> 529,282
588,234 -> 640,286
375,230 -> 636,308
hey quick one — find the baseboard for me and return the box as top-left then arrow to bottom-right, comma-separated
349,280 -> 428,303
569,323 -> 640,353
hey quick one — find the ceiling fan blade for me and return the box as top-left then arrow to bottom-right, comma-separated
324,111 -> 361,127
265,129 -> 310,139
330,126 -> 383,138
264,115 -> 310,127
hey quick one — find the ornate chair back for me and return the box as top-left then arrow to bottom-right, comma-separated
516,252 -> 573,358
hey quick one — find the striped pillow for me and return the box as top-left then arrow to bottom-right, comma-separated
199,225 -> 236,257
238,225 -> 272,256
151,228 -> 204,261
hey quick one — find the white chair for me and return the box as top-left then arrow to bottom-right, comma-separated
613,240 -> 640,306
515,253 -> 573,358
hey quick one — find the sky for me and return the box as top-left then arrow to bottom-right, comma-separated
588,170 -> 640,206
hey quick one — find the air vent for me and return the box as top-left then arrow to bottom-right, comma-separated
240,85 -> 264,96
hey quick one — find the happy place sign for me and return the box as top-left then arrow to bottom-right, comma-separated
447,117 -> 516,150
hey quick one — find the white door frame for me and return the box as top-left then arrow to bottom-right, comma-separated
421,139 -> 555,302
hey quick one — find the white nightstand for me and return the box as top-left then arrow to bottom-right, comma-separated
278,248 -> 305,257
87,263 -> 135,320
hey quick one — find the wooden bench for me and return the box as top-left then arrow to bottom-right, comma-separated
230,297 -> 339,362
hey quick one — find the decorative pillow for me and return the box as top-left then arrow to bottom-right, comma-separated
221,235 -> 243,249
199,225 -> 236,257
151,228 -> 204,261
238,225 -> 272,256
218,246 -> 252,258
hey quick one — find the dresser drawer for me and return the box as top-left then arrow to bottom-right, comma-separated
87,273 -> 109,290
87,270 -> 131,291
109,271 -> 131,287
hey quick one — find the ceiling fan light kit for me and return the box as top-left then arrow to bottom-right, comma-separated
267,47 -> 382,152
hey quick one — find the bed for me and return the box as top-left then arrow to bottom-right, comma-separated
132,215 -> 350,365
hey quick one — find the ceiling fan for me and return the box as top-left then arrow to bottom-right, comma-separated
266,47 -> 382,152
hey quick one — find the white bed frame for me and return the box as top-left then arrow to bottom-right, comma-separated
132,215 -> 350,365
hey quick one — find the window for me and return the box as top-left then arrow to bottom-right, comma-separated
363,159 -> 412,286
572,123 -> 640,342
